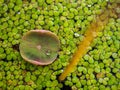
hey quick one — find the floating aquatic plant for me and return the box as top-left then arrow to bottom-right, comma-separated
19,30 -> 60,65
1,0 -> 120,89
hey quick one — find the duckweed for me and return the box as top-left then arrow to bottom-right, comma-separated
0,0 -> 120,90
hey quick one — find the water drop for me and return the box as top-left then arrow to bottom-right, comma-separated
74,33 -> 80,37
17,12 -> 20,14
46,50 -> 51,56
46,52 -> 50,56
88,5 -> 91,7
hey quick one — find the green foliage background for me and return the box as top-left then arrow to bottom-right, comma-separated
0,0 -> 120,90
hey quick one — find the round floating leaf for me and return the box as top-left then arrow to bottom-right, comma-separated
19,30 -> 60,65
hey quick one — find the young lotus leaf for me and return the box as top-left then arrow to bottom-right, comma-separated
19,30 -> 60,65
